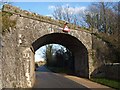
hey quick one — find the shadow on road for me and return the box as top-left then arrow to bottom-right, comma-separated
33,65 -> 90,89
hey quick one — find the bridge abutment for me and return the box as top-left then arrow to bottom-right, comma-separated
20,46 -> 35,88
88,50 -> 94,78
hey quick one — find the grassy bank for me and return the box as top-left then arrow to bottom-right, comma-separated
90,78 -> 120,89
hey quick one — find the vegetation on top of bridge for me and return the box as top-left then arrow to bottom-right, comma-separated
2,4 -> 90,32
0,11 -> 16,35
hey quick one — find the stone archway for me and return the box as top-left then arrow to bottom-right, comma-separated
1,4 -> 93,88
32,33 -> 89,78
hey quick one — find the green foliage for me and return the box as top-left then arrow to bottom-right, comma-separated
14,9 -> 19,13
90,78 -> 120,89
81,26 -> 90,31
1,12 -> 16,35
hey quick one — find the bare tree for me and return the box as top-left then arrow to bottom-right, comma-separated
52,5 -> 85,26
84,2 -> 118,34
52,6 -> 63,20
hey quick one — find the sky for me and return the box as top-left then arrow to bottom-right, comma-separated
35,46 -> 46,62
11,2 -> 91,17
35,44 -> 66,62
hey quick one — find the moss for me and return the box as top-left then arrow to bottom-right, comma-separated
14,9 -> 19,13
81,27 -> 90,31
1,12 -> 16,35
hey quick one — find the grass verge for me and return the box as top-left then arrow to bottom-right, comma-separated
90,78 -> 120,89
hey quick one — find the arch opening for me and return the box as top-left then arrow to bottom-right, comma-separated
35,44 -> 75,74
32,33 -> 89,78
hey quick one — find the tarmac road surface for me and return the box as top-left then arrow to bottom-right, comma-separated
33,65 -> 89,89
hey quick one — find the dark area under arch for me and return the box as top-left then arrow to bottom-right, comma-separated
32,33 -> 89,78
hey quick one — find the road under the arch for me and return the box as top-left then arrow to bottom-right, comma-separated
33,65 -> 89,88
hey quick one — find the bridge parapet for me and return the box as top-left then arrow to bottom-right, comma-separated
2,4 -> 91,33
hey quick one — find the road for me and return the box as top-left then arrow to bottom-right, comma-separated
33,65 -> 89,89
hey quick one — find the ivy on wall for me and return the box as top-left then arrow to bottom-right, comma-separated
1,12 -> 16,35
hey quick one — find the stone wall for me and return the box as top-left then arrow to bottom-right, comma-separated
2,26 -> 19,88
3,4 -> 93,78
91,35 -> 120,80
92,35 -> 119,68
91,63 -> 120,80
0,12 -> 2,89
1,28 -> 35,88
20,47 -> 35,87
0,38 -> 2,89
1,13 -> 35,88
1,4 -> 94,88
2,3 -> 118,88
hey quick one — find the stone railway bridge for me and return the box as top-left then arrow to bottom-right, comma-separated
0,5 -> 98,88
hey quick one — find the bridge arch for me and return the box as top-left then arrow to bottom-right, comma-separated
1,4 -> 93,88
32,33 -> 89,78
